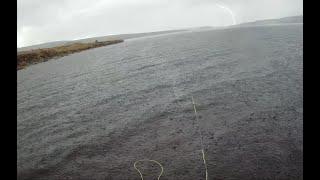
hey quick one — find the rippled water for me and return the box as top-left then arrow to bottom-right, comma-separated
17,24 -> 303,179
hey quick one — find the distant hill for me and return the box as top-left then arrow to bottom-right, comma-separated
238,15 -> 303,26
18,41 -> 71,51
17,15 -> 303,52
17,30 -> 185,52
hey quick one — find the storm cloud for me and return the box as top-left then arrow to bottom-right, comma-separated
17,0 -> 303,47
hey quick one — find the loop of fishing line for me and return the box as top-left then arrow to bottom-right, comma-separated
133,159 -> 164,180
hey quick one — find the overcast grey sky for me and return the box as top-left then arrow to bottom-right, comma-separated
17,0 -> 303,48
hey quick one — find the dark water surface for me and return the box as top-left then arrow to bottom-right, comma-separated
17,24 -> 303,179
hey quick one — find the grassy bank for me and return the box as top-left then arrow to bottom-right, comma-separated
17,40 -> 123,70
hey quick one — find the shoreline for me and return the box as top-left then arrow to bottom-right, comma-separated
17,40 -> 123,70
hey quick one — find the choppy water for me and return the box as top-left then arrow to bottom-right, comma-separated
17,24 -> 303,179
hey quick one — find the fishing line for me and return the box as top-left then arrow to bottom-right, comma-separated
133,159 -> 164,180
192,96 -> 208,180
133,79 -> 209,180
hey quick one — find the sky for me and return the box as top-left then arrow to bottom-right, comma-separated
17,0 -> 303,48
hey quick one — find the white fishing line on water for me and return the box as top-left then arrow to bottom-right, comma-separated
171,78 -> 209,179
133,83 -> 209,180
192,96 -> 208,180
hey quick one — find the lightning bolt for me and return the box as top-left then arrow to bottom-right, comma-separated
215,2 -> 237,25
